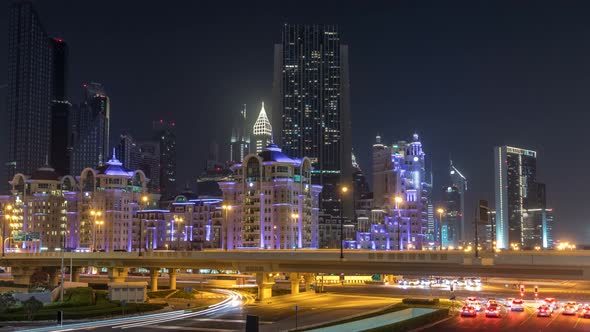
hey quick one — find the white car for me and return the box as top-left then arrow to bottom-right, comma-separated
511,299 -> 524,311
505,297 -> 515,308
408,279 -> 421,286
467,297 -> 482,312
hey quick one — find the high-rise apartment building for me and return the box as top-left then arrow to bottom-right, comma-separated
153,120 -> 177,198
252,102 -> 272,153
218,143 -> 321,249
70,83 -> 110,174
230,104 -> 250,163
370,134 -> 430,249
494,146 -> 550,249
272,24 -> 352,219
7,1 -> 54,180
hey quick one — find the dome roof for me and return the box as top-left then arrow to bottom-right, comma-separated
258,143 -> 298,163
96,148 -> 133,176
30,166 -> 60,181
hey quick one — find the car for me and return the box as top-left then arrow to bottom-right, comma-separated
580,305 -> 590,318
538,305 -> 552,317
455,279 -> 466,287
544,298 -> 558,312
461,305 -> 477,317
563,303 -> 579,315
487,298 -> 497,306
565,301 -> 580,311
504,297 -> 515,308
408,279 -> 421,286
485,303 -> 501,317
511,299 -> 525,311
420,278 -> 430,286
467,297 -> 482,312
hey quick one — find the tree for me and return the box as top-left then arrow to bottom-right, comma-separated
22,296 -> 43,320
0,293 -> 16,313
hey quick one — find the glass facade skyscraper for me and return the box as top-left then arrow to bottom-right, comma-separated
50,38 -> 71,175
272,24 -> 352,218
153,120 -> 177,198
69,83 -> 110,174
7,1 -> 53,179
494,146 -> 542,249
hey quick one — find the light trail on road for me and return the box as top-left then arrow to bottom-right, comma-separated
20,289 -> 242,332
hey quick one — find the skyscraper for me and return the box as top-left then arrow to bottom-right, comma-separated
252,102 -> 272,153
444,160 -> 467,245
7,1 -> 54,179
69,83 -> 110,174
229,104 -> 250,163
272,24 -> 353,218
494,146 -> 542,249
153,120 -> 177,198
49,38 -> 71,175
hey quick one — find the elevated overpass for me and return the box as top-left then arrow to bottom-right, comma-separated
1,249 -> 588,299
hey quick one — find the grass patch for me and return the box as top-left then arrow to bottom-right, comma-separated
169,290 -> 199,299
147,289 -> 177,298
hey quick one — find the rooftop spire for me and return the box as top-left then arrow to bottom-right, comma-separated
253,101 -> 272,137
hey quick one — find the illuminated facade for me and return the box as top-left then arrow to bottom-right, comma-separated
133,194 -> 223,251
273,24 -> 353,219
370,134 -> 430,250
494,146 -> 545,249
219,143 -> 321,249
252,102 -> 272,153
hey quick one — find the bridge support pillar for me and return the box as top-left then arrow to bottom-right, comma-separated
290,273 -> 300,295
108,267 -> 128,283
149,268 -> 159,291
168,268 -> 177,290
71,267 -> 81,282
47,268 -> 60,289
256,272 -> 274,301
11,266 -> 36,286
304,273 -> 315,292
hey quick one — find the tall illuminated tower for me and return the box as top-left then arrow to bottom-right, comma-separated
273,24 -> 353,218
253,102 -> 272,153
494,146 -> 537,249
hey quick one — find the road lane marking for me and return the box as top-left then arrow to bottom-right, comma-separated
545,310 -> 560,328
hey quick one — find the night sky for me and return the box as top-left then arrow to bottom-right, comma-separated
1,1 -> 590,243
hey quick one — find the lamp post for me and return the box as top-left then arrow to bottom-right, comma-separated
437,208 -> 444,250
139,196 -> 148,256
340,186 -> 348,259
221,205 -> 231,250
291,213 -> 299,250
174,216 -> 184,250
90,210 -> 102,251
94,220 -> 104,251
2,204 -> 12,257
394,197 -> 403,250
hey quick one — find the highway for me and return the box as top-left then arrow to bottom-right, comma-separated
425,302 -> 590,331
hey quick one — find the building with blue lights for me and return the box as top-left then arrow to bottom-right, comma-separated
369,134 -> 430,250
219,143 -> 322,249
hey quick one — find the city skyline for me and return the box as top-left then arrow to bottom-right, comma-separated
1,1 -> 590,243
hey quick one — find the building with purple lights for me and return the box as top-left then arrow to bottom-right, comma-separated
133,194 -> 223,251
219,143 -> 321,249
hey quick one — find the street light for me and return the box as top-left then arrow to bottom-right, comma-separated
394,196 -> 403,250
2,204 -> 12,257
139,196 -> 148,256
90,210 -> 102,251
174,216 -> 184,250
291,213 -> 299,250
222,205 -> 232,250
340,186 -> 348,259
94,220 -> 104,251
436,208 -> 444,250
